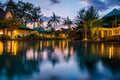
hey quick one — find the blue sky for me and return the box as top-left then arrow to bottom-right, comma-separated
1,0 -> 120,19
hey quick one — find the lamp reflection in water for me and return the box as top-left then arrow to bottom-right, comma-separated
0,41 -> 3,55
12,41 -> 18,55
26,49 -> 38,60
108,45 -> 114,59
0,41 -> 18,55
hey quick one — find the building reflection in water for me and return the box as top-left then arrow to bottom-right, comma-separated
89,42 -> 120,59
0,40 -> 120,80
0,40 -> 120,60
25,40 -> 75,62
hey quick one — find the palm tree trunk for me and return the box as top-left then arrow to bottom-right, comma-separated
84,30 -> 87,41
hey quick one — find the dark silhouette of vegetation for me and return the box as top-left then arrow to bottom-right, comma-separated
63,17 -> 73,29
76,6 -> 99,41
48,12 -> 60,31
4,0 -> 42,26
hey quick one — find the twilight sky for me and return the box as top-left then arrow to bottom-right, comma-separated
1,0 -> 120,19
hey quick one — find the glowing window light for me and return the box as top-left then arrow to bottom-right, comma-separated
0,31 -> 3,35
0,42 -> 3,55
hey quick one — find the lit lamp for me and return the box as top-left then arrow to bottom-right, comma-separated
0,31 -> 3,35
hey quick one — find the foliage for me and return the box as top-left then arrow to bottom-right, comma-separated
0,18 -> 23,30
4,0 -> 42,26
90,19 -> 103,40
63,17 -> 73,28
90,19 -> 103,29
48,12 -> 60,30
76,6 -> 99,40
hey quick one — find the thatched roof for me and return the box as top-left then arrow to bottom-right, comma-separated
0,8 -> 14,20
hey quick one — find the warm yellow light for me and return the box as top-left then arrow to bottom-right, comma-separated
14,30 -> 17,33
71,27 -> 73,31
109,45 -> 113,59
0,31 -> 3,35
101,43 -> 104,55
12,41 -> 17,55
60,28 -> 62,32
0,41 -> 3,55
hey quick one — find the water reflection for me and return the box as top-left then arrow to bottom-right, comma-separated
0,40 -> 120,80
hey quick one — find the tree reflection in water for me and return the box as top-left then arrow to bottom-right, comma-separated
0,40 -> 120,80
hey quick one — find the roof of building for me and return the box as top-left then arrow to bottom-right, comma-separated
18,26 -> 33,31
103,9 -> 120,19
0,8 -> 13,20
33,27 -> 52,33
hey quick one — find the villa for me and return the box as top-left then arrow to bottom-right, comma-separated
92,9 -> 120,40
0,8 -> 34,39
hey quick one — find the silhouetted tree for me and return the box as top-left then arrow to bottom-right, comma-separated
76,6 -> 99,41
63,17 -> 73,29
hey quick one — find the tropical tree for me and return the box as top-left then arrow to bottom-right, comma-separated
76,6 -> 99,41
48,12 -> 60,31
63,17 -> 73,29
4,0 -> 42,27
30,6 -> 42,28
90,19 -> 103,40
38,18 -> 44,28
16,1 -> 34,24
4,0 -> 17,11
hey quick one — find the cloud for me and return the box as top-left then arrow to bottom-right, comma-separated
80,0 -> 120,11
49,0 -> 60,4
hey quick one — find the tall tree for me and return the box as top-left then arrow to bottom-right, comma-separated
63,17 -> 73,29
48,12 -> 60,31
0,2 -> 4,9
76,6 -> 99,41
16,1 -> 34,25
30,6 -> 42,28
90,19 -> 103,40
4,0 -> 17,12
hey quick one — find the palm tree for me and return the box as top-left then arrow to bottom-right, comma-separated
90,19 -> 103,40
76,6 -> 99,41
30,6 -> 42,28
48,12 -> 60,31
16,1 -> 34,25
63,17 -> 73,29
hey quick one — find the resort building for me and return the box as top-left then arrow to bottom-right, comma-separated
0,8 -> 13,37
0,8 -> 33,39
92,9 -> 120,40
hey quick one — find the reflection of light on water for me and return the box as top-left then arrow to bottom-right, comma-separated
0,41 -> 3,55
54,47 -> 63,60
52,41 -> 54,49
42,50 -> 48,60
62,41 -> 65,50
109,45 -> 113,59
46,41 -> 50,47
40,41 -> 42,50
101,43 -> 104,55
26,49 -> 38,60
70,46 -> 74,55
12,41 -> 17,55
64,48 -> 68,57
